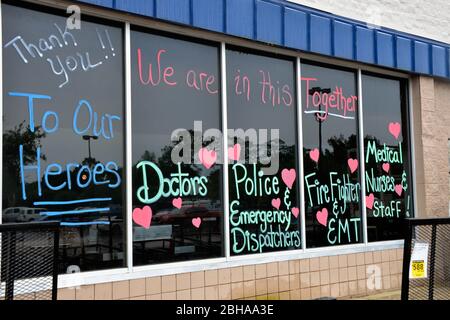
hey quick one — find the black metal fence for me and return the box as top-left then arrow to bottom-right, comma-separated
401,217 -> 450,300
0,221 -> 60,300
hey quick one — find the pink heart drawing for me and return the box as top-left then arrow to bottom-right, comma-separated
228,144 -> 241,161
316,208 -> 328,227
271,198 -> 281,210
310,148 -> 320,163
192,217 -> 202,229
366,194 -> 375,209
281,168 -> 296,189
172,197 -> 182,209
291,207 -> 300,218
388,122 -> 401,140
382,163 -> 390,173
198,147 -> 217,169
132,206 -> 152,229
347,158 -> 358,174
394,184 -> 403,196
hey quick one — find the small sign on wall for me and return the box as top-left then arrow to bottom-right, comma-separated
409,242 -> 429,279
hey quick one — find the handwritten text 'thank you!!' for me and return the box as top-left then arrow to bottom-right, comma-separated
4,23 -> 116,88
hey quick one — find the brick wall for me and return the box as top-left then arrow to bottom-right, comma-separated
57,249 -> 403,300
288,0 -> 450,44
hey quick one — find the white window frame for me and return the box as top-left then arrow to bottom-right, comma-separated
0,0 -> 414,289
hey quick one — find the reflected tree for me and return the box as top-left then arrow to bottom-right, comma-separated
2,121 -> 46,206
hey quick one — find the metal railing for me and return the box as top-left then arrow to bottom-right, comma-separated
401,218 -> 450,300
0,221 -> 60,300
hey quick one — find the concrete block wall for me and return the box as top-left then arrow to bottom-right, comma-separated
289,0 -> 450,44
412,76 -> 450,217
56,249 -> 403,300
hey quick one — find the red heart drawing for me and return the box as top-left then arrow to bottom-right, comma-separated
271,198 -> 281,210
192,217 -> 202,229
281,168 -> 296,189
366,194 -> 375,209
132,206 -> 152,229
316,208 -> 328,227
310,148 -> 320,163
228,144 -> 241,161
382,163 -> 390,173
172,197 -> 182,209
388,122 -> 401,140
347,158 -> 358,174
198,147 -> 217,169
394,184 -> 403,196
291,207 -> 300,218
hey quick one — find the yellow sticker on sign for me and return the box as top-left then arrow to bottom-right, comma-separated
411,260 -> 425,278
409,242 -> 429,279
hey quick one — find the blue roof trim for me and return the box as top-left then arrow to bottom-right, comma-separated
255,0 -> 283,44
310,14 -> 331,56
115,0 -> 153,16
333,20 -> 354,60
192,0 -> 224,33
76,0 -> 450,80
155,0 -> 190,24
226,0 -> 254,39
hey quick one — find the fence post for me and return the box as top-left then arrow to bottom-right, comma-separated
428,224 -> 437,300
5,231 -> 17,300
401,219 -> 412,300
52,226 -> 60,300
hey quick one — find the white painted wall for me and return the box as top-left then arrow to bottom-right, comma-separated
288,0 -> 450,44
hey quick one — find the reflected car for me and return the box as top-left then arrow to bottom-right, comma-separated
2,207 -> 25,223
2,207 -> 47,223
95,204 -> 124,234
153,205 -> 221,225
17,207 -> 47,222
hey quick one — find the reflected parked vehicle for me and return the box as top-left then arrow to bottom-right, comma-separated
2,207 -> 24,223
2,207 -> 47,223
17,207 -> 47,222
153,205 -> 221,225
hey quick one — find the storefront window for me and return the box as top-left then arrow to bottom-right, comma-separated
2,3 -> 125,272
226,48 -> 301,255
301,62 -> 363,248
131,29 -> 224,265
1,2 -> 418,276
362,73 -> 413,241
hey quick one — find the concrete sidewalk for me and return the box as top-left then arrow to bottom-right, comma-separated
350,290 -> 401,300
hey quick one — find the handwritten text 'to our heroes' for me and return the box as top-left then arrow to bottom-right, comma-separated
10,92 -> 122,201
9,92 -> 122,140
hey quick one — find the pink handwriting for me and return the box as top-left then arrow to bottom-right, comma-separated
259,70 -> 293,107
137,48 -> 177,87
234,69 -> 251,101
301,77 -> 357,121
186,69 -> 218,94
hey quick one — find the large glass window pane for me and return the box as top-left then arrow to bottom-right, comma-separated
2,3 -> 125,272
226,48 -> 301,255
131,29 -> 224,265
362,74 -> 413,241
301,62 -> 362,248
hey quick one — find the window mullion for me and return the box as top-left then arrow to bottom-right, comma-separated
357,69 -> 368,245
221,42 -> 231,259
407,79 -> 418,219
125,22 -> 133,271
0,1 -> 3,225
296,57 -> 307,251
